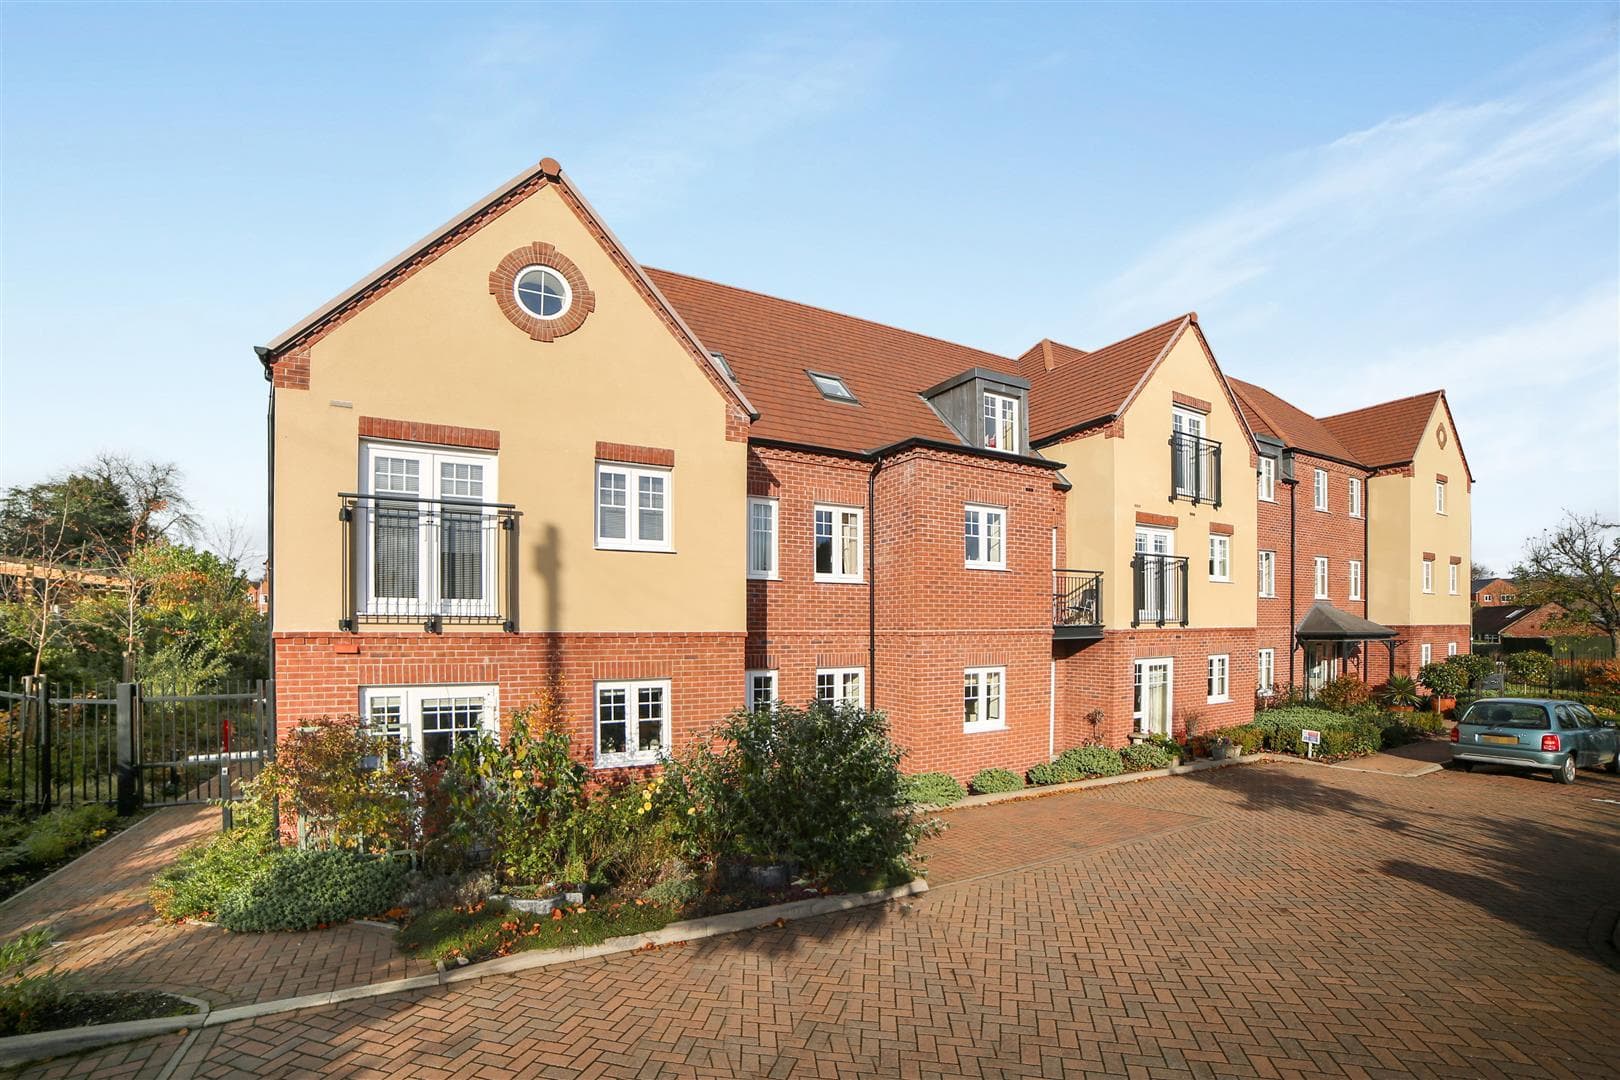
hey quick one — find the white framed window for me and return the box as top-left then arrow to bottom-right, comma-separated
1501,593 -> 1515,604
1435,481 -> 1447,515
745,669 -> 777,712
1481,594 -> 1494,603
1134,526 -> 1180,623
1422,557 -> 1434,594
1132,658 -> 1173,736
1448,562 -> 1459,595
746,497 -> 777,579
983,392 -> 1019,452
808,371 -> 857,403
513,265 -> 572,320
1348,560 -> 1362,601
813,505 -> 863,581
361,684 -> 498,763
1207,655 -> 1230,703
1258,550 -> 1276,598
1257,649 -> 1275,695
360,442 -> 500,619
1314,556 -> 1329,599
596,462 -> 672,552
1208,535 -> 1231,582
964,504 -> 1007,570
1258,456 -> 1276,502
1348,477 -> 1362,518
962,666 -> 1006,733
1447,642 -> 1458,657
594,678 -> 670,768
1420,643 -> 1432,667
815,667 -> 864,708
1313,469 -> 1328,512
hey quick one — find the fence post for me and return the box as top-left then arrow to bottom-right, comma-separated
115,682 -> 140,816
33,680 -> 51,812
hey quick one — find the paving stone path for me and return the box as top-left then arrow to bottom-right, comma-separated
15,759 -> 1620,1079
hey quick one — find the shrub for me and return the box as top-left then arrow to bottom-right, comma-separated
1225,725 -> 1266,754
1587,660 -> 1620,694
255,717 -> 424,852
1313,676 -> 1371,713
1418,661 -> 1467,699
1055,745 -> 1124,777
671,702 -> 933,887
213,848 -> 408,933
15,805 -> 116,867
1375,676 -> 1423,709
1121,742 -> 1175,771
1504,651 -> 1555,687
0,970 -> 74,1036
151,818 -> 278,922
968,768 -> 1024,795
1026,760 -> 1079,785
427,696 -> 588,883
1449,652 -> 1496,687
568,774 -> 687,892
903,772 -> 966,807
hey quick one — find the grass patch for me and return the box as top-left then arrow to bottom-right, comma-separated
397,899 -> 678,964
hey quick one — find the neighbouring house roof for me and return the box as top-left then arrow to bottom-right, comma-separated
1472,576 -> 1514,595
1473,604 -> 1537,639
1294,601 -> 1398,641
1012,317 -> 1190,443
1227,378 -> 1361,464
645,268 -> 1025,456
1320,390 -> 1474,482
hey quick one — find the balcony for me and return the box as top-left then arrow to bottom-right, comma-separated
339,493 -> 519,632
1132,554 -> 1188,627
1053,569 -> 1104,641
1170,431 -> 1221,506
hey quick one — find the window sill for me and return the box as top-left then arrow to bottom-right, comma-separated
1210,577 -> 1231,584
596,543 -> 676,554
814,575 -> 865,585
1206,696 -> 1231,705
595,756 -> 663,770
965,563 -> 1009,573
746,573 -> 780,582
963,724 -> 1008,735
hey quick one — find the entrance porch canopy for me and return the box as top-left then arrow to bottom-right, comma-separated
1295,602 -> 1400,680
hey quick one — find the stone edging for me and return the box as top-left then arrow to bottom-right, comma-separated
929,751 -> 1268,813
0,879 -> 928,1069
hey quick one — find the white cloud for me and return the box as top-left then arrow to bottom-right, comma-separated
1087,58 -> 1619,334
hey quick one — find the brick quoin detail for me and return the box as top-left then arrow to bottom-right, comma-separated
1172,391 -> 1212,413
359,416 -> 500,451
489,242 -> 597,342
1136,511 -> 1179,529
270,348 -> 311,390
595,442 -> 675,468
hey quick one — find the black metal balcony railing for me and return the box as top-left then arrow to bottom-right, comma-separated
1132,554 -> 1189,627
1053,570 -> 1104,630
339,493 -> 519,633
1170,431 -> 1222,506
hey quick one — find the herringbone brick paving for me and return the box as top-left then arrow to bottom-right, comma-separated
16,758 -> 1620,1078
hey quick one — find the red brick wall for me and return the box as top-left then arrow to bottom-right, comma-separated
1055,628 -> 1259,749
1256,453 -> 1371,689
273,630 -> 744,772
1386,625 -> 1472,676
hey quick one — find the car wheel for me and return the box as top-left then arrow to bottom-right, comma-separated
1453,760 -> 1473,772
1608,751 -> 1619,775
1554,755 -> 1577,785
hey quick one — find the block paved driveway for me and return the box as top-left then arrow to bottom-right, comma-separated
26,757 -> 1620,1079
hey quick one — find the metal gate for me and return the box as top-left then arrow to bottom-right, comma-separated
0,677 -> 272,816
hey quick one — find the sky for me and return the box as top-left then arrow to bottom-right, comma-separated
1,1 -> 1616,573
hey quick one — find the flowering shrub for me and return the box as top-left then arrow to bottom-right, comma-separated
1504,651 -> 1556,686
254,718 -> 424,852
1313,676 -> 1372,712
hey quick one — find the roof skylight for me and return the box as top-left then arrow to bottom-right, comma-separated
807,371 -> 858,404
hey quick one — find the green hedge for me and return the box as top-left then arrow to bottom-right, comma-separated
1120,743 -> 1175,771
1055,745 -> 1124,777
968,768 -> 1024,795
1248,706 -> 1443,759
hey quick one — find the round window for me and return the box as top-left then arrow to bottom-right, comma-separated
513,266 -> 571,320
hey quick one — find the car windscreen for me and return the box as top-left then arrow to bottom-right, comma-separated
1460,703 -> 1550,729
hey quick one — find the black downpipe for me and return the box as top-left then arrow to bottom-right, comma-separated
867,456 -> 883,707
258,349 -> 277,758
1288,473 -> 1298,690
1362,473 -> 1370,619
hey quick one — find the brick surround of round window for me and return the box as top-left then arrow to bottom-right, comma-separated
489,242 -> 596,341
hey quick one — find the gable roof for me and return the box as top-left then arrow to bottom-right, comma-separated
1318,390 -> 1455,472
645,268 -> 1028,456
1227,378 -> 1360,464
1014,316 -> 1189,443
1472,604 -> 1538,638
257,157 -> 756,419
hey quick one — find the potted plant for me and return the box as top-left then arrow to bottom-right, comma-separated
1417,661 -> 1466,713
1377,675 -> 1423,713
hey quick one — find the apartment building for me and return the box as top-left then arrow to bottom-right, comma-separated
256,158 -> 1473,780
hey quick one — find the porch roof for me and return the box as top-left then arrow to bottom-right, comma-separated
1295,602 -> 1398,642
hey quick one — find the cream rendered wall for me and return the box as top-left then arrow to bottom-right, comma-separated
1061,331 -> 1259,632
272,184 -> 747,634
1368,400 -> 1471,629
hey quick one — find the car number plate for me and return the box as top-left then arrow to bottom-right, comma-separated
1481,734 -> 1518,745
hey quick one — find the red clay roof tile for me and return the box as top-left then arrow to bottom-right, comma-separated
1319,391 -> 1444,468
1228,378 -> 1360,463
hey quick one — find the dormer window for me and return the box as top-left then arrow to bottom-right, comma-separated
808,371 -> 858,404
983,392 -> 1019,452
709,351 -> 734,379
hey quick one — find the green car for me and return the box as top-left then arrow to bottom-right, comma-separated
1450,698 -> 1620,784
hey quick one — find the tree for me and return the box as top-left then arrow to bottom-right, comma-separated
1470,561 -> 1495,583
1512,512 -> 1620,653
0,485 -> 108,679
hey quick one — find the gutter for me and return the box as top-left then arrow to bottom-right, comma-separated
1031,414 -> 1117,451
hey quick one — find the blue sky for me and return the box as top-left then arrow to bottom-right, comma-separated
2,2 -> 1615,572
